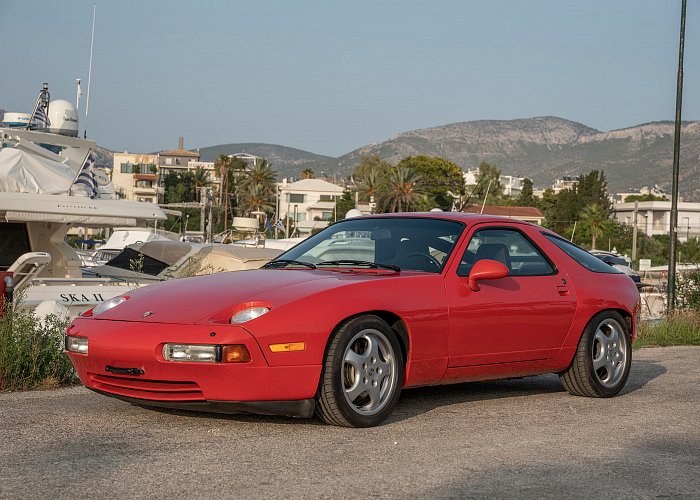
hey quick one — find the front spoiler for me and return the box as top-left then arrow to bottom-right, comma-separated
90,388 -> 316,419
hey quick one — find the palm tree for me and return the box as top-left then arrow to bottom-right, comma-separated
242,158 -> 277,195
240,158 -> 278,219
381,166 -> 422,213
214,155 -> 232,228
300,168 -> 315,179
355,166 -> 382,205
191,167 -> 211,202
580,203 -> 612,249
242,183 -> 275,215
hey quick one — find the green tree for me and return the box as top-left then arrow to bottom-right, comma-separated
576,170 -> 611,212
579,203 -> 614,249
335,190 -> 355,220
396,156 -> 465,211
378,166 -> 422,212
468,161 -> 504,204
300,168 -> 315,179
517,178 -> 536,206
240,158 -> 277,217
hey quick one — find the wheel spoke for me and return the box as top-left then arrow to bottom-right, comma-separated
607,326 -> 620,345
594,328 -> 609,345
366,382 -> 382,408
593,355 -> 607,371
344,348 -> 366,372
345,379 -> 366,403
367,335 -> 381,363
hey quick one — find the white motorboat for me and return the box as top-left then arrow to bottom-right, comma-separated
1,89 -> 170,317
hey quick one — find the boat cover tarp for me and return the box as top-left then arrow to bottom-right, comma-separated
0,148 -> 76,194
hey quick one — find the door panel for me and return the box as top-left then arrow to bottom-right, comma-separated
445,224 -> 577,367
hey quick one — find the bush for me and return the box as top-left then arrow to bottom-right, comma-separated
0,298 -> 77,391
635,310 -> 700,348
676,269 -> 700,311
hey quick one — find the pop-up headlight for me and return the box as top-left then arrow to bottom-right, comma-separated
92,296 -> 128,316
230,306 -> 270,324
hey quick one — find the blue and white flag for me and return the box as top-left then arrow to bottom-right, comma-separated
32,103 -> 50,129
273,219 -> 287,237
73,151 -> 98,198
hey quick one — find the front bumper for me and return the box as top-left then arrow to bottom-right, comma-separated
91,389 -> 315,418
67,318 -> 322,411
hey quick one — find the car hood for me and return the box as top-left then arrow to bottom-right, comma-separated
91,269 -> 395,324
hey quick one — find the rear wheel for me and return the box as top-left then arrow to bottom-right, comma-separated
316,315 -> 404,427
560,311 -> 632,397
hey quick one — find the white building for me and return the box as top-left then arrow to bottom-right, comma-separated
277,178 -> 345,235
112,152 -> 159,203
612,200 -> 700,242
463,169 -> 525,196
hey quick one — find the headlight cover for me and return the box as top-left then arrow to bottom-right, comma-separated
93,296 -> 128,316
230,306 -> 270,324
65,335 -> 88,354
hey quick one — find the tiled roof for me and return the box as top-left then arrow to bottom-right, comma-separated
462,205 -> 544,218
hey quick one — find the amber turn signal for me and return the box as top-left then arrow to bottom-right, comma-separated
269,342 -> 305,353
222,344 -> 251,363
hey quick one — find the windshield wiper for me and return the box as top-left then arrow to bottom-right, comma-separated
317,260 -> 400,272
262,259 -> 317,269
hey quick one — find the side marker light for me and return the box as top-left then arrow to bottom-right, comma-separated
269,342 -> 305,353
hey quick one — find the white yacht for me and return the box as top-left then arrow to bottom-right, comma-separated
0,87 -> 169,317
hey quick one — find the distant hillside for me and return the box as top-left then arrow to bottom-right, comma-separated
325,117 -> 700,198
199,143 -> 334,179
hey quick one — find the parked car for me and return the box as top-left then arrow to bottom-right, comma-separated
590,250 -> 641,283
65,213 -> 640,427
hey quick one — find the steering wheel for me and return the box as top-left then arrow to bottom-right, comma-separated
403,252 -> 441,272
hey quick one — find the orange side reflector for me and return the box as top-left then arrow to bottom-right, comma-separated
269,342 -> 305,353
222,344 -> 251,363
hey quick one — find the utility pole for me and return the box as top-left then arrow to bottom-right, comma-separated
632,201 -> 638,262
668,0 -> 687,313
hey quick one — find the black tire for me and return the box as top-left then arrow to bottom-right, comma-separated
560,310 -> 632,398
315,315 -> 404,427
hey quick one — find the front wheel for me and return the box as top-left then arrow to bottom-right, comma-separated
316,315 -> 404,427
560,311 -> 632,397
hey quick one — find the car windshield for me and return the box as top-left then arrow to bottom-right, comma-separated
272,217 -> 465,273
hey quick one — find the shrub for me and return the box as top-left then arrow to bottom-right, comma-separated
0,298 -> 77,391
676,269 -> 700,311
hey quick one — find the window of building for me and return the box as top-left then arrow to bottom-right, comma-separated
321,211 -> 334,221
120,163 -> 133,174
289,193 -> 305,203
319,195 -> 339,202
165,157 -> 173,165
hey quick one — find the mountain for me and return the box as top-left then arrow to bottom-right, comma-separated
198,143 -> 334,177
329,117 -> 700,198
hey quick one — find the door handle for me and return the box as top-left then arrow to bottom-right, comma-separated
556,285 -> 570,296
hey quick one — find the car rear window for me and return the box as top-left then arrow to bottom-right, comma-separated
543,234 -> 622,274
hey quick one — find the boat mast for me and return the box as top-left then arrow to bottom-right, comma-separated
84,1 -> 96,139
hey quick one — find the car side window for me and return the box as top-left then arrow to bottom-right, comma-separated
457,228 -> 555,277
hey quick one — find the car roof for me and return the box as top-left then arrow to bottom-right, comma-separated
350,211 -> 540,227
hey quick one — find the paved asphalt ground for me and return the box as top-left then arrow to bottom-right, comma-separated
1,346 -> 698,499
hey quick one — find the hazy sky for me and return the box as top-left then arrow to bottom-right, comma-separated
2,0 -> 698,156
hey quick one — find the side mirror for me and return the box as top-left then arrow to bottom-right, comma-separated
468,259 -> 509,292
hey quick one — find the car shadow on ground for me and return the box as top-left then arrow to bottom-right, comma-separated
142,358 -> 667,427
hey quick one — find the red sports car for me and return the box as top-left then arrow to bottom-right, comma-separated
66,213 -> 640,427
